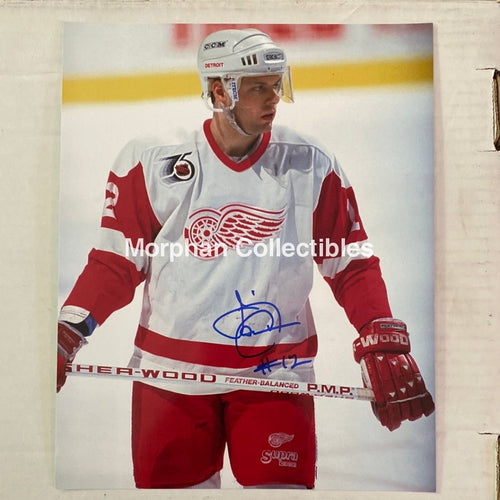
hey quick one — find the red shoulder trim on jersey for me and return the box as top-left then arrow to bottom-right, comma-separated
101,163 -> 162,244
203,119 -> 271,172
135,325 -> 318,369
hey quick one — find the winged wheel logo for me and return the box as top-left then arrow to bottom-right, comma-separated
184,203 -> 286,259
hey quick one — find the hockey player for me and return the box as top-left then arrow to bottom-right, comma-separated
57,28 -> 435,489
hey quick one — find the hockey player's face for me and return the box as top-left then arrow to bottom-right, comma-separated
233,75 -> 282,134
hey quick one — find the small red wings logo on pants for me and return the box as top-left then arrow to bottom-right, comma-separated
184,203 -> 287,259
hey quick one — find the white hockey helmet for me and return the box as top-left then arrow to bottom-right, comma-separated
197,28 -> 294,111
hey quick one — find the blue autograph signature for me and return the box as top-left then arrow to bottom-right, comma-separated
254,354 -> 312,376
212,290 -> 300,359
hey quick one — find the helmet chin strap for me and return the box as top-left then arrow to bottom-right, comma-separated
221,106 -> 253,137
217,77 -> 253,137
205,78 -> 253,138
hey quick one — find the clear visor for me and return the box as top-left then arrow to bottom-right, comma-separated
280,66 -> 294,103
221,66 -> 294,108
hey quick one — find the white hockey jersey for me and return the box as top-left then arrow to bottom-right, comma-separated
62,119 -> 391,393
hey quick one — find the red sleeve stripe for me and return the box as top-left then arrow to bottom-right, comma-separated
313,172 -> 368,264
97,227 -> 151,273
134,325 -> 318,369
316,238 -> 373,279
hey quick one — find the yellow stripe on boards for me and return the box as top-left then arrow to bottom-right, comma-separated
293,57 -> 433,89
62,57 -> 432,105
62,71 -> 201,104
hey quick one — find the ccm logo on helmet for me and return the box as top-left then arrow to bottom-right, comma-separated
264,50 -> 285,61
204,40 -> 227,50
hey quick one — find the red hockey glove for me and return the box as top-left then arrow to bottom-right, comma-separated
353,318 -> 435,431
57,321 -> 87,392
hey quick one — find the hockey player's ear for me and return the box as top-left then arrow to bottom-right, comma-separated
211,80 -> 230,109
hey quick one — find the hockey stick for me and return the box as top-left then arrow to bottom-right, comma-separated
65,363 -> 375,401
